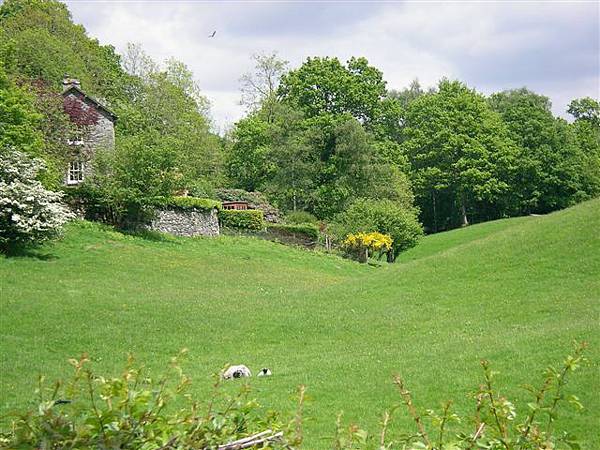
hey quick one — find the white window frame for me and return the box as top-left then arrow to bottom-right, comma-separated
67,129 -> 85,146
67,160 -> 85,185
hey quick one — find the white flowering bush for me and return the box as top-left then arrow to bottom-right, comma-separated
0,150 -> 73,250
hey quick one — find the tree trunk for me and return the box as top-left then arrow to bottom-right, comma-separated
386,250 -> 395,263
460,202 -> 469,227
358,247 -> 368,263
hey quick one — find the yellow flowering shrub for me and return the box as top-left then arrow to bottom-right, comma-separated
343,232 -> 393,262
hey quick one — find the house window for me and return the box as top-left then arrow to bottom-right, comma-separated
67,160 -> 85,185
67,133 -> 85,146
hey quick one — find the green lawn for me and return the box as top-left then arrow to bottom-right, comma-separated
1,199 -> 599,448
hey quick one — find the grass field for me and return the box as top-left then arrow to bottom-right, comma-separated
1,199 -> 599,448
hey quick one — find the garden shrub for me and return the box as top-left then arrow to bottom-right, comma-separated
331,198 -> 423,260
343,231 -> 392,263
65,182 -> 157,230
0,150 -> 73,251
284,210 -> 319,225
219,209 -> 264,230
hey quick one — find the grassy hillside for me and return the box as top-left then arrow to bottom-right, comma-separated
1,199 -> 599,448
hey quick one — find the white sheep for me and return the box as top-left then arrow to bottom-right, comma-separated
222,364 -> 251,379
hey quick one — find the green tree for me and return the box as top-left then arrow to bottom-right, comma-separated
403,79 -> 516,229
567,97 -> 600,127
310,116 -> 375,218
278,56 -> 388,125
0,62 -> 43,157
0,0 -> 127,101
265,105 -> 316,212
225,114 -> 274,192
568,97 -> 600,197
83,132 -> 180,227
489,88 -> 591,213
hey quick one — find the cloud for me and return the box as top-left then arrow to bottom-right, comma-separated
65,0 -> 599,129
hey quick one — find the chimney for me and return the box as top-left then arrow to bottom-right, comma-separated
62,76 -> 81,90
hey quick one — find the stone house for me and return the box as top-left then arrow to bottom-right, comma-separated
62,78 -> 117,185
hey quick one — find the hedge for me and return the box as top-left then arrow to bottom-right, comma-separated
267,223 -> 319,241
219,209 -> 264,230
158,196 -> 222,212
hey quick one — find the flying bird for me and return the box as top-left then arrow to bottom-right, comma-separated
209,31 -> 216,38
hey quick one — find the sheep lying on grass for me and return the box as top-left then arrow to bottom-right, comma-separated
222,365 -> 272,379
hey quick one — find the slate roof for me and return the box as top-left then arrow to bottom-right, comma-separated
62,85 -> 118,122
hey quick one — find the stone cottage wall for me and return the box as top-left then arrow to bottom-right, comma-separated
63,90 -> 116,184
63,91 -> 115,152
150,208 -> 220,237
86,113 -> 115,154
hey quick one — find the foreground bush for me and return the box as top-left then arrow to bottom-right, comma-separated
0,343 -> 587,449
0,150 -> 73,252
0,351 -> 296,449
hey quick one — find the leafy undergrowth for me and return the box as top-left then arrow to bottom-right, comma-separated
1,199 -> 598,448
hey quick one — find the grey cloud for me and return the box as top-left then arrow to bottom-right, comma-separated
220,2 -> 384,38
64,0 -> 599,128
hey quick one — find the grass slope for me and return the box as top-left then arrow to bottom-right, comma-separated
1,199 -> 599,448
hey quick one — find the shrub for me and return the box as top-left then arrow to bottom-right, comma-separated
266,223 -> 320,247
0,351 -> 292,449
330,198 -> 423,260
285,210 -> 319,225
343,231 -> 393,263
66,181 -> 156,230
219,209 -> 264,230
158,196 -> 221,212
0,150 -> 73,251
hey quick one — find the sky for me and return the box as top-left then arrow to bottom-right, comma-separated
64,0 -> 600,133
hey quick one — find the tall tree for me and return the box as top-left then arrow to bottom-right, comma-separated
403,79 -> 516,229
225,113 -> 275,192
489,88 -> 592,213
278,56 -> 388,125
568,97 -> 600,197
568,97 -> 600,127
0,0 -> 127,101
239,51 -> 288,120
121,42 -> 158,80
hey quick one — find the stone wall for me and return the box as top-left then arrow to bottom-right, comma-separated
150,208 -> 220,237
